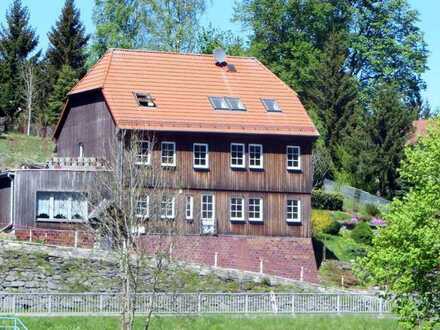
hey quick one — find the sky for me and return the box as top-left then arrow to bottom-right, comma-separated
0,0 -> 438,110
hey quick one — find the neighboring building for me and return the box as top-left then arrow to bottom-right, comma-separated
0,49 -> 320,281
407,119 -> 433,144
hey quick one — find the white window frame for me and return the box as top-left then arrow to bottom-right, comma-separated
286,145 -> 301,170
136,140 -> 151,165
160,196 -> 175,219
248,198 -> 263,222
286,199 -> 301,223
36,192 -> 87,223
201,194 -> 215,221
185,195 -> 194,220
230,197 -> 245,221
136,196 -> 150,219
161,141 -> 176,167
248,144 -> 263,169
230,143 -> 246,169
193,143 -> 209,169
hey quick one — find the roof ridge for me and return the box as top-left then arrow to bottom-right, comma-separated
108,47 -> 257,60
102,49 -> 114,90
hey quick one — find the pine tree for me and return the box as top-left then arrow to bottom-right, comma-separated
46,65 -> 78,126
0,0 -> 38,124
47,0 -> 89,76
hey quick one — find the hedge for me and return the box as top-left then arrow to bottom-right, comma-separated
312,190 -> 344,211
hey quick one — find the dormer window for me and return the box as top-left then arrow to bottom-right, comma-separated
208,96 -> 246,111
262,98 -> 281,112
134,92 -> 156,108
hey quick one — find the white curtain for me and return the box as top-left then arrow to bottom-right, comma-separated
53,193 -> 69,219
37,192 -> 51,218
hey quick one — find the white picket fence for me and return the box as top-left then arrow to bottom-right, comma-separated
0,293 -> 391,316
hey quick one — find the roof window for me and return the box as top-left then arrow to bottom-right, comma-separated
134,92 -> 156,108
261,99 -> 282,112
208,96 -> 246,111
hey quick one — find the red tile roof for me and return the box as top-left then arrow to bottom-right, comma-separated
407,119 -> 433,144
67,49 -> 318,137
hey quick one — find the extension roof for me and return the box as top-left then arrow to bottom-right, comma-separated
57,48 -> 318,137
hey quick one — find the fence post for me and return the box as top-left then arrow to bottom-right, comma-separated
291,295 -> 295,315
74,231 -> 79,248
337,295 -> 340,315
300,267 -> 304,282
259,258 -> 263,274
48,295 -> 52,314
29,229 -> 32,243
214,252 -> 218,268
99,294 -> 104,312
12,296 -> 16,314
379,298 -> 383,318
197,293 -> 201,314
245,294 -> 248,314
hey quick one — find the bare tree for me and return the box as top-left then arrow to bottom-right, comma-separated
20,61 -> 38,136
86,130 -> 185,330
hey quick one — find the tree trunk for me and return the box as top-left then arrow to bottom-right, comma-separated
120,240 -> 134,330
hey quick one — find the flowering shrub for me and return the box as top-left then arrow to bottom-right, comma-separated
345,216 -> 359,229
370,217 -> 386,227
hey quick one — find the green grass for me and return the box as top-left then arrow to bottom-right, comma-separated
17,315 -> 400,330
0,132 -> 54,169
318,233 -> 368,262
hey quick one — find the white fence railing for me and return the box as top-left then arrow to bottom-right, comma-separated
0,293 -> 391,316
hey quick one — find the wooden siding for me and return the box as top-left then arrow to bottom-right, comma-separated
13,170 -> 95,229
56,90 -> 116,159
0,177 -> 11,227
130,132 -> 314,194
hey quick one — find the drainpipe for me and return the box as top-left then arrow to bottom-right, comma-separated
0,172 -> 14,232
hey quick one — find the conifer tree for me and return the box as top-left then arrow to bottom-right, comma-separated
47,0 -> 89,76
0,0 -> 38,124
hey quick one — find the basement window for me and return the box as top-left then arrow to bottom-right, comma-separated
261,99 -> 282,112
134,92 -> 156,108
36,191 -> 87,222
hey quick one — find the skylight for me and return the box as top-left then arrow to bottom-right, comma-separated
261,99 -> 282,112
134,92 -> 156,108
209,96 -> 246,111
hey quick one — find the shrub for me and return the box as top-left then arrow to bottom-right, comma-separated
311,190 -> 343,211
311,210 -> 341,235
351,222 -> 373,245
365,203 -> 381,217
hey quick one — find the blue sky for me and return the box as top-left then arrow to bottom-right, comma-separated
0,0 -> 438,110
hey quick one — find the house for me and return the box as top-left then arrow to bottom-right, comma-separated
407,119 -> 434,144
0,49 -> 320,281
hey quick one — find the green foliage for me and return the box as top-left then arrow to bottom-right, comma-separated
197,24 -> 247,56
0,0 -> 38,124
46,65 -> 78,126
364,204 -> 381,218
351,222 -> 373,245
311,190 -> 343,211
311,210 -> 332,235
318,233 -> 368,262
357,122 -> 440,329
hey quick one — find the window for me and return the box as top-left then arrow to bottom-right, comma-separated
230,143 -> 245,168
225,97 -> 246,111
261,99 -> 282,112
193,143 -> 209,169
286,199 -> 301,223
160,196 -> 175,219
161,142 -> 176,167
208,96 -> 229,110
185,196 -> 193,220
208,96 -> 246,111
201,194 -> 215,220
230,197 -> 245,221
36,192 -> 87,222
249,144 -> 263,169
136,140 -> 151,165
286,146 -> 301,170
136,196 -> 149,219
134,92 -> 156,107
248,198 -> 263,222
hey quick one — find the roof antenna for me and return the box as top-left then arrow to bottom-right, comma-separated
213,48 -> 227,67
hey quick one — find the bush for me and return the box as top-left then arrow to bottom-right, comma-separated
311,210 -> 341,235
312,190 -> 343,211
351,222 -> 373,245
364,203 -> 381,217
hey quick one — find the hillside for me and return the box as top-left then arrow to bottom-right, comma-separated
0,133 -> 54,170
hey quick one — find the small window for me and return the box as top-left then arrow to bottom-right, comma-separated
161,142 -> 176,167
193,143 -> 209,169
262,99 -> 282,112
201,194 -> 215,220
286,146 -> 301,170
135,92 -> 156,107
230,143 -> 245,168
136,140 -> 151,165
136,196 -> 150,219
249,144 -> 263,169
230,197 -> 245,221
286,199 -> 301,223
185,196 -> 193,220
225,97 -> 246,111
248,198 -> 263,222
208,96 -> 229,110
160,196 -> 175,219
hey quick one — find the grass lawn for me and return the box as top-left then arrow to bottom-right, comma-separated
17,315 -> 400,330
0,132 -> 54,169
318,232 -> 369,262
